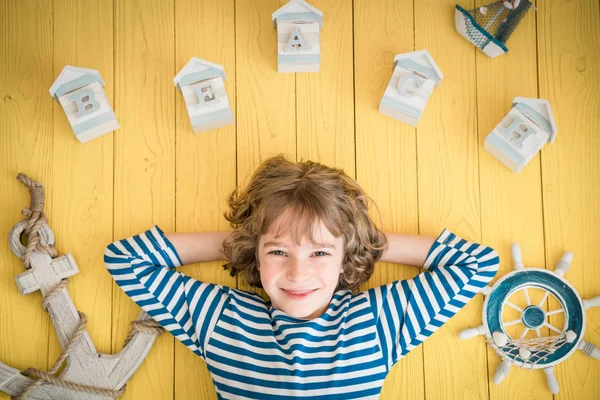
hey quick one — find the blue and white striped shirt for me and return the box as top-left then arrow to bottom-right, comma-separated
104,226 -> 499,399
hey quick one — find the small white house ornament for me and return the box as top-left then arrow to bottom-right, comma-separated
484,97 -> 557,173
378,50 -> 443,127
272,0 -> 323,73
49,66 -> 119,144
174,57 -> 234,134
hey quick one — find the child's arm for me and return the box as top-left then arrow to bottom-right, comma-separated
164,231 -> 230,265
367,229 -> 499,369
379,232 -> 437,267
104,226 -> 230,360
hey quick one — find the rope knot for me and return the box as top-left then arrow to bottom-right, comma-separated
16,174 -> 57,268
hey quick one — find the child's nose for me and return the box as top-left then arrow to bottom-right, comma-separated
286,259 -> 311,283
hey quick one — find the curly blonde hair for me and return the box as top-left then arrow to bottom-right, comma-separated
221,154 -> 387,292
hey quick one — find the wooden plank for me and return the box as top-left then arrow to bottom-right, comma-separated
50,0 -> 114,372
353,0 -> 423,398
473,0 -> 552,398
414,0 -> 486,398
174,0 -> 237,398
0,1 -> 53,397
235,0 -> 296,294
113,0 -> 176,398
538,0 -> 600,397
296,0 -> 354,173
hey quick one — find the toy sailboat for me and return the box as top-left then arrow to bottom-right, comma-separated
455,0 -> 534,58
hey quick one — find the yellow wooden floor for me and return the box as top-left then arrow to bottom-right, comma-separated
1,0 -> 599,399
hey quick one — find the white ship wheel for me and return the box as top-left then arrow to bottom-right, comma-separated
484,269 -> 582,367
458,243 -> 600,394
500,284 -> 567,342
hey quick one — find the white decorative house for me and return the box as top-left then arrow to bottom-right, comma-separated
272,0 -> 323,73
49,65 -> 119,144
378,50 -> 443,127
485,97 -> 557,173
174,57 -> 234,134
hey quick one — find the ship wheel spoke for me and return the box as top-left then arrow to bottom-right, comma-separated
504,319 -> 522,327
521,287 -> 532,306
520,327 -> 530,339
546,308 -> 565,316
506,301 -> 523,312
544,322 -> 562,334
538,290 -> 551,307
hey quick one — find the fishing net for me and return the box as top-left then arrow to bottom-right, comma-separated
488,333 -> 568,368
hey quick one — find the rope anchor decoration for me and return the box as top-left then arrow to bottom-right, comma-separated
0,174 -> 165,399
458,243 -> 600,394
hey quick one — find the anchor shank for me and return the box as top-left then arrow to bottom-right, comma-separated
14,252 -> 116,397
24,253 -> 93,354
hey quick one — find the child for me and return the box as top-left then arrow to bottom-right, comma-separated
104,154 -> 499,399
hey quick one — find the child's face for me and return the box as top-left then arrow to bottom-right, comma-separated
257,213 -> 345,320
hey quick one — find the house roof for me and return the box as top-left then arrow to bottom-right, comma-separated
49,65 -> 105,98
393,50 -> 444,87
513,97 -> 558,143
272,0 -> 323,29
173,57 -> 227,91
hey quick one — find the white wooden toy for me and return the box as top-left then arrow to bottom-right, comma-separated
49,66 -> 119,144
484,97 -> 557,173
378,50 -> 443,127
272,0 -> 323,73
1,173 -> 162,399
459,243 -> 600,394
174,57 -> 234,134
455,0 -> 534,58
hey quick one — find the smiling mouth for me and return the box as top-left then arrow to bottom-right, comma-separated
281,289 -> 318,298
